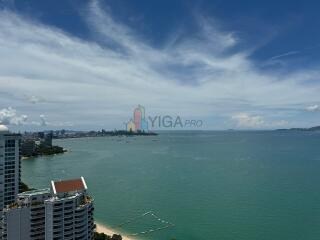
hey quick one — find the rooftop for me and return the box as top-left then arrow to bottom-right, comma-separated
51,177 -> 87,194
18,188 -> 50,197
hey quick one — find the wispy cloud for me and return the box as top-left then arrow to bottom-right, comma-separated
39,114 -> 47,126
231,112 -> 289,129
31,114 -> 73,127
306,104 -> 320,112
24,95 -> 45,104
231,113 -> 265,128
269,51 -> 300,61
0,1 -> 319,130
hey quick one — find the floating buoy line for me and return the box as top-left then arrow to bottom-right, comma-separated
114,211 -> 175,236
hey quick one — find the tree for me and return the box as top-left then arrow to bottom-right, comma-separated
111,234 -> 122,240
20,182 -> 34,193
93,232 -> 122,240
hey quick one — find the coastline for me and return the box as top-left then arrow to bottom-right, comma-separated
21,149 -> 67,160
95,222 -> 136,240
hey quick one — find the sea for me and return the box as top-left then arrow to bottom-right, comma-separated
22,131 -> 320,240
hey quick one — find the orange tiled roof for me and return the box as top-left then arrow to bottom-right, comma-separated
52,177 -> 87,194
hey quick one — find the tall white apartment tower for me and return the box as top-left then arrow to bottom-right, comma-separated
2,189 -> 51,239
45,177 -> 94,240
0,125 -> 21,209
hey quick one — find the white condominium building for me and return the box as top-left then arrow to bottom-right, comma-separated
46,177 -> 94,240
3,177 -> 94,240
2,189 -> 51,240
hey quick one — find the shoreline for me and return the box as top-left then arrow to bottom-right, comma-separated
21,149 -> 68,160
95,222 -> 136,240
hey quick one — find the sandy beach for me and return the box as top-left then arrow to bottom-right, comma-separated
95,222 -> 135,240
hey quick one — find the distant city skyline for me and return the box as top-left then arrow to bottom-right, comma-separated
1,0 -> 320,131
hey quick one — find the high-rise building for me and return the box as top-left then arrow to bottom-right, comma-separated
0,125 -> 21,239
3,177 -> 94,240
2,189 -> 51,240
0,125 -> 21,209
45,177 -> 94,240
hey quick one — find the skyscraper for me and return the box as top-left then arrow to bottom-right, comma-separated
45,177 -> 94,240
0,125 -> 21,239
2,189 -> 51,240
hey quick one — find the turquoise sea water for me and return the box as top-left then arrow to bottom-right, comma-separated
22,131 -> 320,240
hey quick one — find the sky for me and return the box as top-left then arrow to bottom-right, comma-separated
1,0 -> 320,131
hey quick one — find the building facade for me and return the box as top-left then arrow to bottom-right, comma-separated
45,177 -> 94,240
0,125 -> 22,239
3,177 -> 94,240
2,189 -> 51,240
0,125 -> 21,209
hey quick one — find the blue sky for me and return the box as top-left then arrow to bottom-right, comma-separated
0,0 -> 320,131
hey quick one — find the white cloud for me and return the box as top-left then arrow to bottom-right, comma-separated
231,113 -> 265,128
0,107 -> 27,125
24,95 -> 45,104
31,115 -> 73,127
306,105 -> 320,112
0,1 -> 320,130
231,113 -> 289,129
39,114 -> 47,126
0,107 -> 73,128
